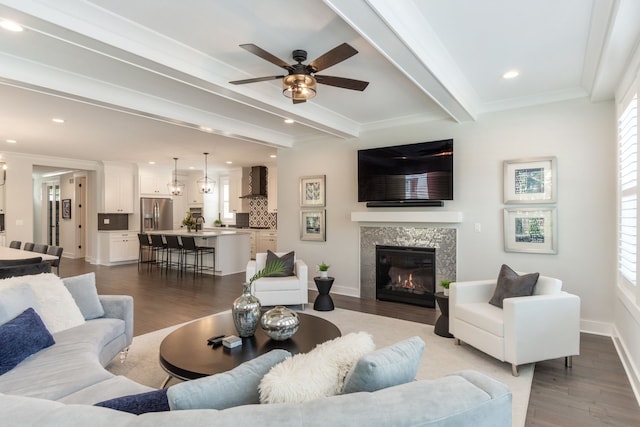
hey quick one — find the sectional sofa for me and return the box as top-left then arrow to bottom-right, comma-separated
0,269 -> 512,426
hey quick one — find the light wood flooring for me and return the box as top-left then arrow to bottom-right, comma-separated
60,258 -> 640,426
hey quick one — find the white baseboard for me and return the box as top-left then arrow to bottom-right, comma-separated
612,326 -> 640,406
580,319 -> 614,336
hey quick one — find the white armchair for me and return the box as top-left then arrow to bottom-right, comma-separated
246,252 -> 309,308
450,274 -> 580,376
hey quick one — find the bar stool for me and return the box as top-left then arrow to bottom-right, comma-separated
180,236 -> 215,278
164,235 -> 183,274
137,233 -> 153,271
149,234 -> 167,272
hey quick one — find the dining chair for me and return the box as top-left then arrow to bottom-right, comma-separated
46,246 -> 64,275
32,243 -> 49,254
23,242 -> 35,251
9,240 -> 21,249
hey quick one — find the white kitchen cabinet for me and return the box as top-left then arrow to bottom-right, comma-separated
186,171 -> 204,206
140,171 -> 170,196
0,234 -> 5,247
267,166 -> 277,213
103,162 -> 135,213
257,230 -> 277,254
228,169 -> 243,213
0,188 -> 5,213
109,232 -> 139,263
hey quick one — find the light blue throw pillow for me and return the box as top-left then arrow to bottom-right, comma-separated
167,349 -> 291,410
62,273 -> 104,320
342,336 -> 425,394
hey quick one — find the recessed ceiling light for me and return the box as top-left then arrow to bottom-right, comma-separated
225,161 -> 233,165
52,118 -> 65,124
270,154 -> 277,158
0,20 -> 24,32
6,139 -> 17,144
284,119 -> 295,124
502,70 -> 520,79
148,161 -> 156,165
199,126 -> 213,133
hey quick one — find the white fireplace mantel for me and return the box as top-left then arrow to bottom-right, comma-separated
350,211 -> 463,224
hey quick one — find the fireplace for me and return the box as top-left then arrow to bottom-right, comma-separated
376,245 -> 436,308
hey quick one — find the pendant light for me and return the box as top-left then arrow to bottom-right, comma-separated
197,152 -> 215,193
167,157 -> 185,196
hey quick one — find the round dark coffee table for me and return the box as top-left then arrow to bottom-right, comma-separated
159,311 -> 341,386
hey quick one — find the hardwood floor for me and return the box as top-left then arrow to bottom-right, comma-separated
60,258 -> 640,425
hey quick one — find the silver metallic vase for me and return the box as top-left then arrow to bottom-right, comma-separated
232,282 -> 261,337
260,306 -> 300,341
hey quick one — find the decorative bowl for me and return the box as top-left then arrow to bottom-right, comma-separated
260,306 -> 300,340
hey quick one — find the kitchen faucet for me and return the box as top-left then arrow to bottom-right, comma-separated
195,216 -> 205,232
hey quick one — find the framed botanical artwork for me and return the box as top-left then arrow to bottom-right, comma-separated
504,157 -> 556,204
504,207 -> 557,254
300,175 -> 326,207
62,199 -> 72,219
300,210 -> 326,242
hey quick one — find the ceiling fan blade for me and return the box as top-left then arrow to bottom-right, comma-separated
315,75 -> 369,91
229,75 -> 285,85
239,44 -> 292,70
308,43 -> 358,72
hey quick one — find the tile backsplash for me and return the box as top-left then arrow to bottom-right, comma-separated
249,198 -> 276,228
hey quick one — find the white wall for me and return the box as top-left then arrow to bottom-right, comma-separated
278,97 -> 616,331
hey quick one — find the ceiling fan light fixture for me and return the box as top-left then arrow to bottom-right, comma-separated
168,157 -> 185,196
282,74 -> 317,101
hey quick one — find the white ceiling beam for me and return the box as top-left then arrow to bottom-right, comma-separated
0,0 -> 362,139
324,0 -> 478,122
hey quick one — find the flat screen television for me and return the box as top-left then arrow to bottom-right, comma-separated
358,139 -> 453,206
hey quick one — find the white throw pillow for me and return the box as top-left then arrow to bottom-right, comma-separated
258,331 -> 375,404
0,273 -> 85,333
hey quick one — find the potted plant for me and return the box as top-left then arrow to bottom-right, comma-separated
440,280 -> 452,296
182,212 -> 196,231
317,261 -> 330,278
214,213 -> 223,227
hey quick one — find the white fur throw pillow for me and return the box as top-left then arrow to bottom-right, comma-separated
258,331 -> 375,404
0,273 -> 85,333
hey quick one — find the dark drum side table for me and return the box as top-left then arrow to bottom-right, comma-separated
434,291 -> 453,338
313,276 -> 335,311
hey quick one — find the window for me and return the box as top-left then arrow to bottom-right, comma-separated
618,93 -> 638,287
221,176 -> 233,220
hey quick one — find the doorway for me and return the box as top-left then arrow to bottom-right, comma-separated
46,183 -> 60,246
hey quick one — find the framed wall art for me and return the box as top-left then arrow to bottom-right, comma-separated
300,175 -> 326,207
504,207 -> 557,254
62,199 -> 72,219
504,157 -> 556,204
300,210 -> 326,242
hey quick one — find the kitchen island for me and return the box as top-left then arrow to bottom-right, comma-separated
148,229 -> 251,276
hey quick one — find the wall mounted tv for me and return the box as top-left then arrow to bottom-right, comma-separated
358,139 -> 453,207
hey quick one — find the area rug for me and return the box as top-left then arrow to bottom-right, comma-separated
107,308 -> 532,426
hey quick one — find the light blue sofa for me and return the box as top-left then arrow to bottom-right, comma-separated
0,272 -> 512,426
0,273 -> 153,403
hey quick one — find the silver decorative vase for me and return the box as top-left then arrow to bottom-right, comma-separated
260,306 -> 300,341
232,282 -> 261,337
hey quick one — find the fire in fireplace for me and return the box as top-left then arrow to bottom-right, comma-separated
376,245 -> 435,308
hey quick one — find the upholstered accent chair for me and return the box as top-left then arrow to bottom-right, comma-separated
246,252 -> 308,308
450,274 -> 580,376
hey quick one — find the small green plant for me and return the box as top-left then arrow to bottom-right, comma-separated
317,261 -> 330,272
249,260 -> 286,285
439,280 -> 451,289
182,212 -> 196,228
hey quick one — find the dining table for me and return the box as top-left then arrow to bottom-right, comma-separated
0,246 -> 58,262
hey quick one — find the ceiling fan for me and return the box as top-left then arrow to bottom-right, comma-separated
229,43 -> 369,104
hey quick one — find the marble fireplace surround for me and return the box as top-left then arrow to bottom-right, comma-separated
351,211 -> 463,300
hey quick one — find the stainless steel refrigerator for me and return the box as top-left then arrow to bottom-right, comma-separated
140,198 -> 173,232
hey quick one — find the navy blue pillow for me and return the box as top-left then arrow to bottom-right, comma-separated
0,307 -> 55,375
95,389 -> 169,415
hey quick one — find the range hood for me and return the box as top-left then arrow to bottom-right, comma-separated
240,166 -> 267,198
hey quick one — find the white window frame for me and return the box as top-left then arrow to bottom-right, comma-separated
220,175 -> 233,221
